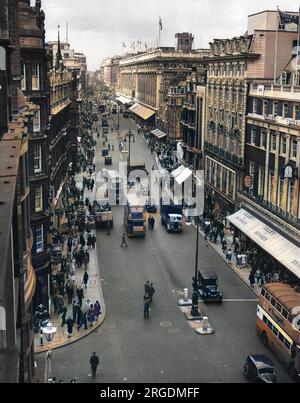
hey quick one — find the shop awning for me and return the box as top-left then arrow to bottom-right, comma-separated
171,165 -> 192,185
129,103 -> 155,120
151,129 -> 167,139
116,96 -> 133,106
175,167 -> 192,185
227,209 -> 300,279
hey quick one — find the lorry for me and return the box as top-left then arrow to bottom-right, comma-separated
93,199 -> 113,229
160,204 -> 183,233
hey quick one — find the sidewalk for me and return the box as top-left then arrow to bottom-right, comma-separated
34,174 -> 106,354
192,222 -> 260,297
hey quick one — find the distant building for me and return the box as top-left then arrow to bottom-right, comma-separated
101,56 -> 122,87
175,32 -> 194,52
118,38 -> 209,140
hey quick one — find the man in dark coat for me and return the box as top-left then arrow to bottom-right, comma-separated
144,295 -> 151,318
83,270 -> 89,289
66,317 -> 74,338
90,352 -> 99,377
148,283 -> 155,302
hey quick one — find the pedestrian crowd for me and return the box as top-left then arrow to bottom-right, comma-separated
49,101 -> 103,339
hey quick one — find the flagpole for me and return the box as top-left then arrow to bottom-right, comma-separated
274,6 -> 279,84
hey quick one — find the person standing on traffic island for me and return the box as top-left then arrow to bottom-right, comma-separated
148,283 -> 155,302
90,352 -> 99,378
120,232 -> 128,248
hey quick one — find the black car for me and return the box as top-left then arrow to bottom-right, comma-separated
145,199 -> 157,213
104,156 -> 112,165
244,355 -> 277,383
197,270 -> 223,303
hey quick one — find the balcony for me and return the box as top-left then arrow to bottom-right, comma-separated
204,141 -> 243,167
238,191 -> 300,233
183,101 -> 196,111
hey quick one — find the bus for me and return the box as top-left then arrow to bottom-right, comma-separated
256,283 -> 300,381
124,193 -> 146,237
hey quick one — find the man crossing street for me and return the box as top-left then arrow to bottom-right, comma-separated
90,352 -> 99,377
120,232 -> 128,248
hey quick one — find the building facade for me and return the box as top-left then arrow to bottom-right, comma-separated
101,55 -> 122,87
118,42 -> 209,139
204,10 -> 299,218
0,0 -> 36,383
18,0 -> 51,307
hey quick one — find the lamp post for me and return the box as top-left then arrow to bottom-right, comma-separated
117,103 -> 120,131
124,129 -> 135,177
191,216 -> 200,317
41,322 -> 57,383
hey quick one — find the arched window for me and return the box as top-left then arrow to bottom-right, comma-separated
0,46 -> 6,71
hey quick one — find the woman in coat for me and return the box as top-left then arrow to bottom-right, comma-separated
88,304 -> 96,326
94,300 -> 102,319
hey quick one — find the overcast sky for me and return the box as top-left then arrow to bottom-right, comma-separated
39,0 -> 298,71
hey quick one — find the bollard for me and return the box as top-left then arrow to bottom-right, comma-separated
203,316 -> 208,331
183,288 -> 188,302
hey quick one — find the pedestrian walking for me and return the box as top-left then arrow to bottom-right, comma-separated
144,281 -> 150,295
150,216 -> 155,230
66,317 -> 74,338
77,287 -> 84,307
144,295 -> 151,318
226,248 -> 232,262
88,304 -> 96,326
61,306 -> 67,327
90,352 -> 99,377
120,232 -> 128,248
83,270 -> 89,289
148,283 -> 155,302
77,309 -> 88,330
249,270 -> 255,288
94,300 -> 102,319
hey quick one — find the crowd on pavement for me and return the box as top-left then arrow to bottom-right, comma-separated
47,101 -> 104,339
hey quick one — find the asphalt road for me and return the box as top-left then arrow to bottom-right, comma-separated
35,112 -> 291,383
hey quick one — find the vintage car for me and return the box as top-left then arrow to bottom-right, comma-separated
197,270 -> 223,303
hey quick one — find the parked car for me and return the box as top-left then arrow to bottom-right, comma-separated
244,355 -> 277,383
197,270 -> 223,303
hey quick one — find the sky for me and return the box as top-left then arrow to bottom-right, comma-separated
38,0 -> 298,71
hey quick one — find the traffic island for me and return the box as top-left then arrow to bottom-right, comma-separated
193,317 -> 214,335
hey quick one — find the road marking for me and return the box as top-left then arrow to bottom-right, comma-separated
198,298 -> 258,302
160,321 -> 172,328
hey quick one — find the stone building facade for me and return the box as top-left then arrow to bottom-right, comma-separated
0,0 -> 37,383
204,10 -> 299,218
18,0 -> 51,307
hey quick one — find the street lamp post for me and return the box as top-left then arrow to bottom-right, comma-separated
117,104 -> 120,131
42,322 -> 57,383
124,129 -> 135,177
191,217 -> 200,317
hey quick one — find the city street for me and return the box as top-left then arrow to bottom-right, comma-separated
35,113 -> 291,383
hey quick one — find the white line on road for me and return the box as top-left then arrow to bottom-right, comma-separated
198,299 -> 258,302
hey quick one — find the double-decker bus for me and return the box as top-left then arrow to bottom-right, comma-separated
124,193 -> 146,237
256,283 -> 300,381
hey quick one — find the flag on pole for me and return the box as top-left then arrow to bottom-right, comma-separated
145,42 -> 148,50
278,9 -> 299,27
159,17 -> 162,30
122,42 -> 126,48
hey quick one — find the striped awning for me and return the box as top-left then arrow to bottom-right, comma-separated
151,129 -> 167,139
129,103 -> 155,120
116,96 -> 133,105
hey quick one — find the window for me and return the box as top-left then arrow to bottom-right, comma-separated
32,63 -> 40,90
269,170 -> 274,202
263,100 -> 268,117
34,186 -> 43,212
253,98 -> 258,114
283,103 -> 289,118
258,166 -> 265,196
294,104 -> 300,121
35,224 -> 44,253
273,101 -> 278,117
281,136 -> 287,155
33,110 -> 40,132
288,181 -> 295,213
249,161 -> 255,193
33,145 -> 42,173
270,133 -> 277,152
278,178 -> 284,208
290,139 -> 297,159
250,128 -> 256,145
281,72 -> 287,85
21,63 -> 26,90
260,131 -> 267,149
